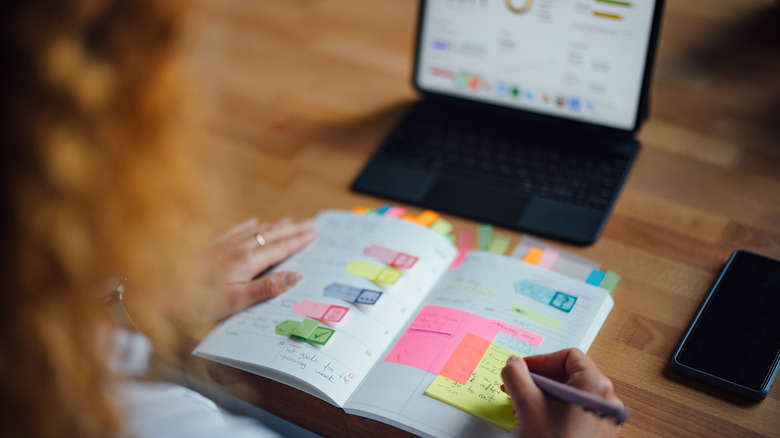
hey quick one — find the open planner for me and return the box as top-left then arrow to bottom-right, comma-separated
194,210 -> 615,437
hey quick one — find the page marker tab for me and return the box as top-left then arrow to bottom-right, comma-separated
375,205 -> 392,215
385,206 -> 407,218
523,247 -> 544,265
477,224 -> 493,251
275,320 -> 300,336
291,319 -> 318,340
599,270 -> 621,293
292,300 -> 349,322
537,248 -> 560,269
345,260 -> 403,285
352,206 -> 370,214
586,269 -> 606,286
509,303 -> 563,331
515,279 -> 577,313
430,218 -> 453,236
308,326 -> 335,345
363,245 -> 418,269
487,235 -> 510,254
323,282 -> 383,305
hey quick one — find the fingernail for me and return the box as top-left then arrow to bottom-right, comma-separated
283,271 -> 302,287
507,355 -> 519,363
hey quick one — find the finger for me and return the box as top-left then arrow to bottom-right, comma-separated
213,217 -> 259,244
501,355 -> 546,413
228,271 -> 303,312
245,227 -> 318,274
244,218 -> 315,250
522,348 -> 576,382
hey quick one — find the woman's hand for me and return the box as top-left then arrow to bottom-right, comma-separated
501,349 -> 623,438
197,216 -> 317,322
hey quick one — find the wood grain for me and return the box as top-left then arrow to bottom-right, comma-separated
180,0 -> 780,436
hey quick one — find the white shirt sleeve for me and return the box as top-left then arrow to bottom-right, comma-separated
118,381 -> 281,438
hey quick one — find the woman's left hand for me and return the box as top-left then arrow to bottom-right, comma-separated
199,216 -> 317,321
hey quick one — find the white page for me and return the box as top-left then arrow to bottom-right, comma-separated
194,210 -> 456,407
345,251 -> 614,437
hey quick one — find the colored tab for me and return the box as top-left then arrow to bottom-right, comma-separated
293,300 -> 350,322
449,250 -> 469,269
599,270 -> 621,293
416,209 -> 441,226
307,327 -> 335,345
352,206 -> 369,214
492,332 -> 539,357
457,229 -> 473,251
523,247 -> 544,265
487,235 -> 510,254
323,282 -> 382,305
586,269 -> 606,286
375,205 -> 392,215
430,218 -> 453,236
363,245 -> 418,269
275,320 -> 300,336
345,260 -> 402,285
509,303 -> 563,331
477,224 -> 493,251
291,319 -> 318,340
385,206 -> 407,218
515,279 -> 577,313
445,234 -> 456,244
537,248 -> 560,269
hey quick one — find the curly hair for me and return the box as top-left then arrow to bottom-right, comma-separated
0,1 -> 205,436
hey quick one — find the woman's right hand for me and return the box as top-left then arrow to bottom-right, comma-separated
501,349 -> 623,438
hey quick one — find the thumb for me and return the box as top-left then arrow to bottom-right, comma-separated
229,271 -> 303,312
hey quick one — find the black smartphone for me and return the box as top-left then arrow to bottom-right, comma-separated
671,250 -> 780,401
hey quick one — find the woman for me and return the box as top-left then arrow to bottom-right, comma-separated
0,1 -> 622,437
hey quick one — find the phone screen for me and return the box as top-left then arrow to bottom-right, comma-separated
674,251 -> 780,393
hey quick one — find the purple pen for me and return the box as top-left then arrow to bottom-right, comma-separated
530,372 -> 631,425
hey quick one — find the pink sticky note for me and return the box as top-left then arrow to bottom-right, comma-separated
385,206 -> 407,218
363,244 -> 418,269
385,306 -> 469,369
457,229 -> 474,251
439,333 -> 492,385
488,319 -> 544,347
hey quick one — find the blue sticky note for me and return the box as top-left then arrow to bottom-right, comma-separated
323,283 -> 382,305
586,269 -> 606,286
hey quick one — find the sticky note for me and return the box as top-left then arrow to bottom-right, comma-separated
363,245 -> 418,269
323,283 -> 382,305
425,342 -> 515,431
416,209 -> 440,226
345,260 -> 402,285
509,303 -> 563,331
430,218 -> 453,236
515,279 -> 577,312
487,235 -> 510,254
586,269 -> 606,286
439,333 -> 492,385
275,320 -> 300,336
292,300 -> 349,322
599,270 -> 621,293
291,319 -> 318,340
523,247 -> 544,265
445,234 -> 456,244
307,326 -> 335,345
477,224 -> 493,251
375,205 -> 392,215
492,332 -> 539,357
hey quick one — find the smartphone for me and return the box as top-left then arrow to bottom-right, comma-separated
671,250 -> 780,401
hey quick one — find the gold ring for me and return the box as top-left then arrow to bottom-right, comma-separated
254,233 -> 266,247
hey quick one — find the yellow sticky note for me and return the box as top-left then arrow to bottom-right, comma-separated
345,260 -> 402,285
430,218 -> 453,236
425,342 -> 515,431
509,303 -> 563,331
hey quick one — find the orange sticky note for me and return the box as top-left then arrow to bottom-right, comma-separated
352,206 -> 370,214
439,333 -> 492,385
416,210 -> 440,226
523,247 -> 544,265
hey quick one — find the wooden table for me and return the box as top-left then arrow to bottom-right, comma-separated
180,1 -> 780,436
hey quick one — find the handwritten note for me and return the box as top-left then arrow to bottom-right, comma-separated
425,341 -> 515,431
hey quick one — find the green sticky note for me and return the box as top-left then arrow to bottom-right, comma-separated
477,224 -> 493,251
445,234 -> 456,244
487,235 -> 510,254
275,320 -> 300,336
430,218 -> 454,236
291,319 -> 318,340
307,326 -> 335,345
600,270 -> 621,293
